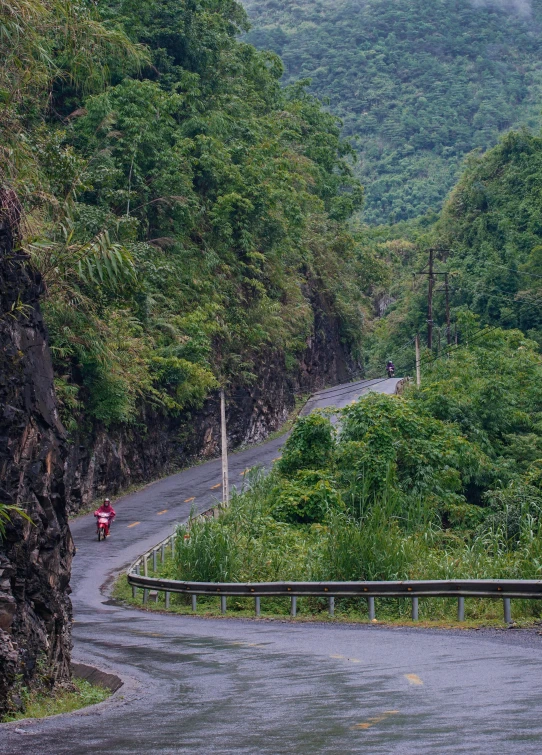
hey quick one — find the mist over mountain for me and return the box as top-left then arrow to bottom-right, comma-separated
243,0 -> 542,223
471,0 -> 532,16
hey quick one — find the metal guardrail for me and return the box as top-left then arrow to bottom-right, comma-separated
127,533 -> 542,623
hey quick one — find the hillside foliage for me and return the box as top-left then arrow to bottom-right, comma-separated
244,0 -> 542,223
1,0 -> 381,431
363,128 -> 542,377
160,328 -> 542,621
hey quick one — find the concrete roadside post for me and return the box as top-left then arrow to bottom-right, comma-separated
221,388 -> 229,509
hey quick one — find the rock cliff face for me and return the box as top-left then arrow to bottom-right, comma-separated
64,279 -> 355,514
0,191 -> 73,714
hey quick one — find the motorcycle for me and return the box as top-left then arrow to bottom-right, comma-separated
387,365 -> 395,378
96,512 -> 113,541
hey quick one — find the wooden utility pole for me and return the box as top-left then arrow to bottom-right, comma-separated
415,333 -> 421,387
427,248 -> 434,350
445,272 -> 451,346
220,388 -> 229,507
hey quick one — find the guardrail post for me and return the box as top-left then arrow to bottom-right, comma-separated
132,563 -> 140,599
143,556 -> 149,604
504,598 -> 512,624
291,596 -> 297,617
255,597 -> 260,616
412,597 -> 419,621
152,548 -> 157,572
328,597 -> 335,617
161,543 -> 165,563
191,594 -> 197,612
220,596 -> 227,614
458,597 -> 465,622
368,596 -> 375,621
165,591 -> 170,609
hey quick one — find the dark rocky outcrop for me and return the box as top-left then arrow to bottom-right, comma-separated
0,191 -> 73,714
64,279 -> 356,514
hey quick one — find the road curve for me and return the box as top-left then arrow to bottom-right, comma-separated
2,377 -> 542,754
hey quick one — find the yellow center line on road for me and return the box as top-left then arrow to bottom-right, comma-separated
240,468 -> 250,476
405,674 -> 423,686
157,509 -> 168,515
127,521 -> 140,528
210,483 -> 221,490
184,497 -> 195,503
352,711 -> 399,731
330,654 -> 345,659
272,457 -> 281,461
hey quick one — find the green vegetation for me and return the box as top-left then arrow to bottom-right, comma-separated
133,326 -> 542,621
0,504 -> 33,539
1,0 -> 380,435
244,0 -> 542,223
363,128 -> 542,376
2,678 -> 110,722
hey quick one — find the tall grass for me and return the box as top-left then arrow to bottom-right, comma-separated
165,468 -> 542,619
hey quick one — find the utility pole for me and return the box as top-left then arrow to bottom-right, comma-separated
415,333 -> 421,387
445,272 -> 451,346
220,388 -> 229,508
427,248 -> 434,350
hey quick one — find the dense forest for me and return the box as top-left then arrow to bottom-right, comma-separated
243,0 -> 542,223
365,129 -> 542,374
1,0 -> 382,451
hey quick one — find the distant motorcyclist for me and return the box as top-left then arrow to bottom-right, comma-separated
94,498 -> 116,537
386,360 -> 395,378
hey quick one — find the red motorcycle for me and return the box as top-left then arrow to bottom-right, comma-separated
95,512 -> 113,541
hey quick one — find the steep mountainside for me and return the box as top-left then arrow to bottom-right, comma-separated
243,0 -> 542,223
0,192 -> 73,713
361,128 -> 542,377
0,0 -> 387,515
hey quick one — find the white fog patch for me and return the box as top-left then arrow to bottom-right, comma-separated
470,0 -> 532,17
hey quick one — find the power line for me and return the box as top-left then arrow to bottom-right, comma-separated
483,263 -> 542,280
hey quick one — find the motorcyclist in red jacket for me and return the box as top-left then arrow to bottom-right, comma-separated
94,498 -> 116,536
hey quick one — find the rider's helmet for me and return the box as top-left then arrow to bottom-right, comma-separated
104,498 -> 111,506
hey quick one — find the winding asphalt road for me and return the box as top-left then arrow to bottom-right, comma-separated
3,377 -> 542,754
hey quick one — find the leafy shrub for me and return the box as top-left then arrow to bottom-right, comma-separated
278,412 -> 336,476
271,470 -> 344,524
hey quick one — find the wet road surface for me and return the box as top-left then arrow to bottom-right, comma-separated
2,377 -> 542,754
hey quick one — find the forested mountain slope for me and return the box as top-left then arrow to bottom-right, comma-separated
0,0 -> 384,513
364,129 -> 542,375
243,0 -> 542,223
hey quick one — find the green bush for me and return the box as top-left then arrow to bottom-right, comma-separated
271,470 -> 344,524
278,412 -> 336,476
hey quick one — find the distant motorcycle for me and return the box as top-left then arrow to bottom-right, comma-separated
95,512 -> 113,541
386,364 -> 395,378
